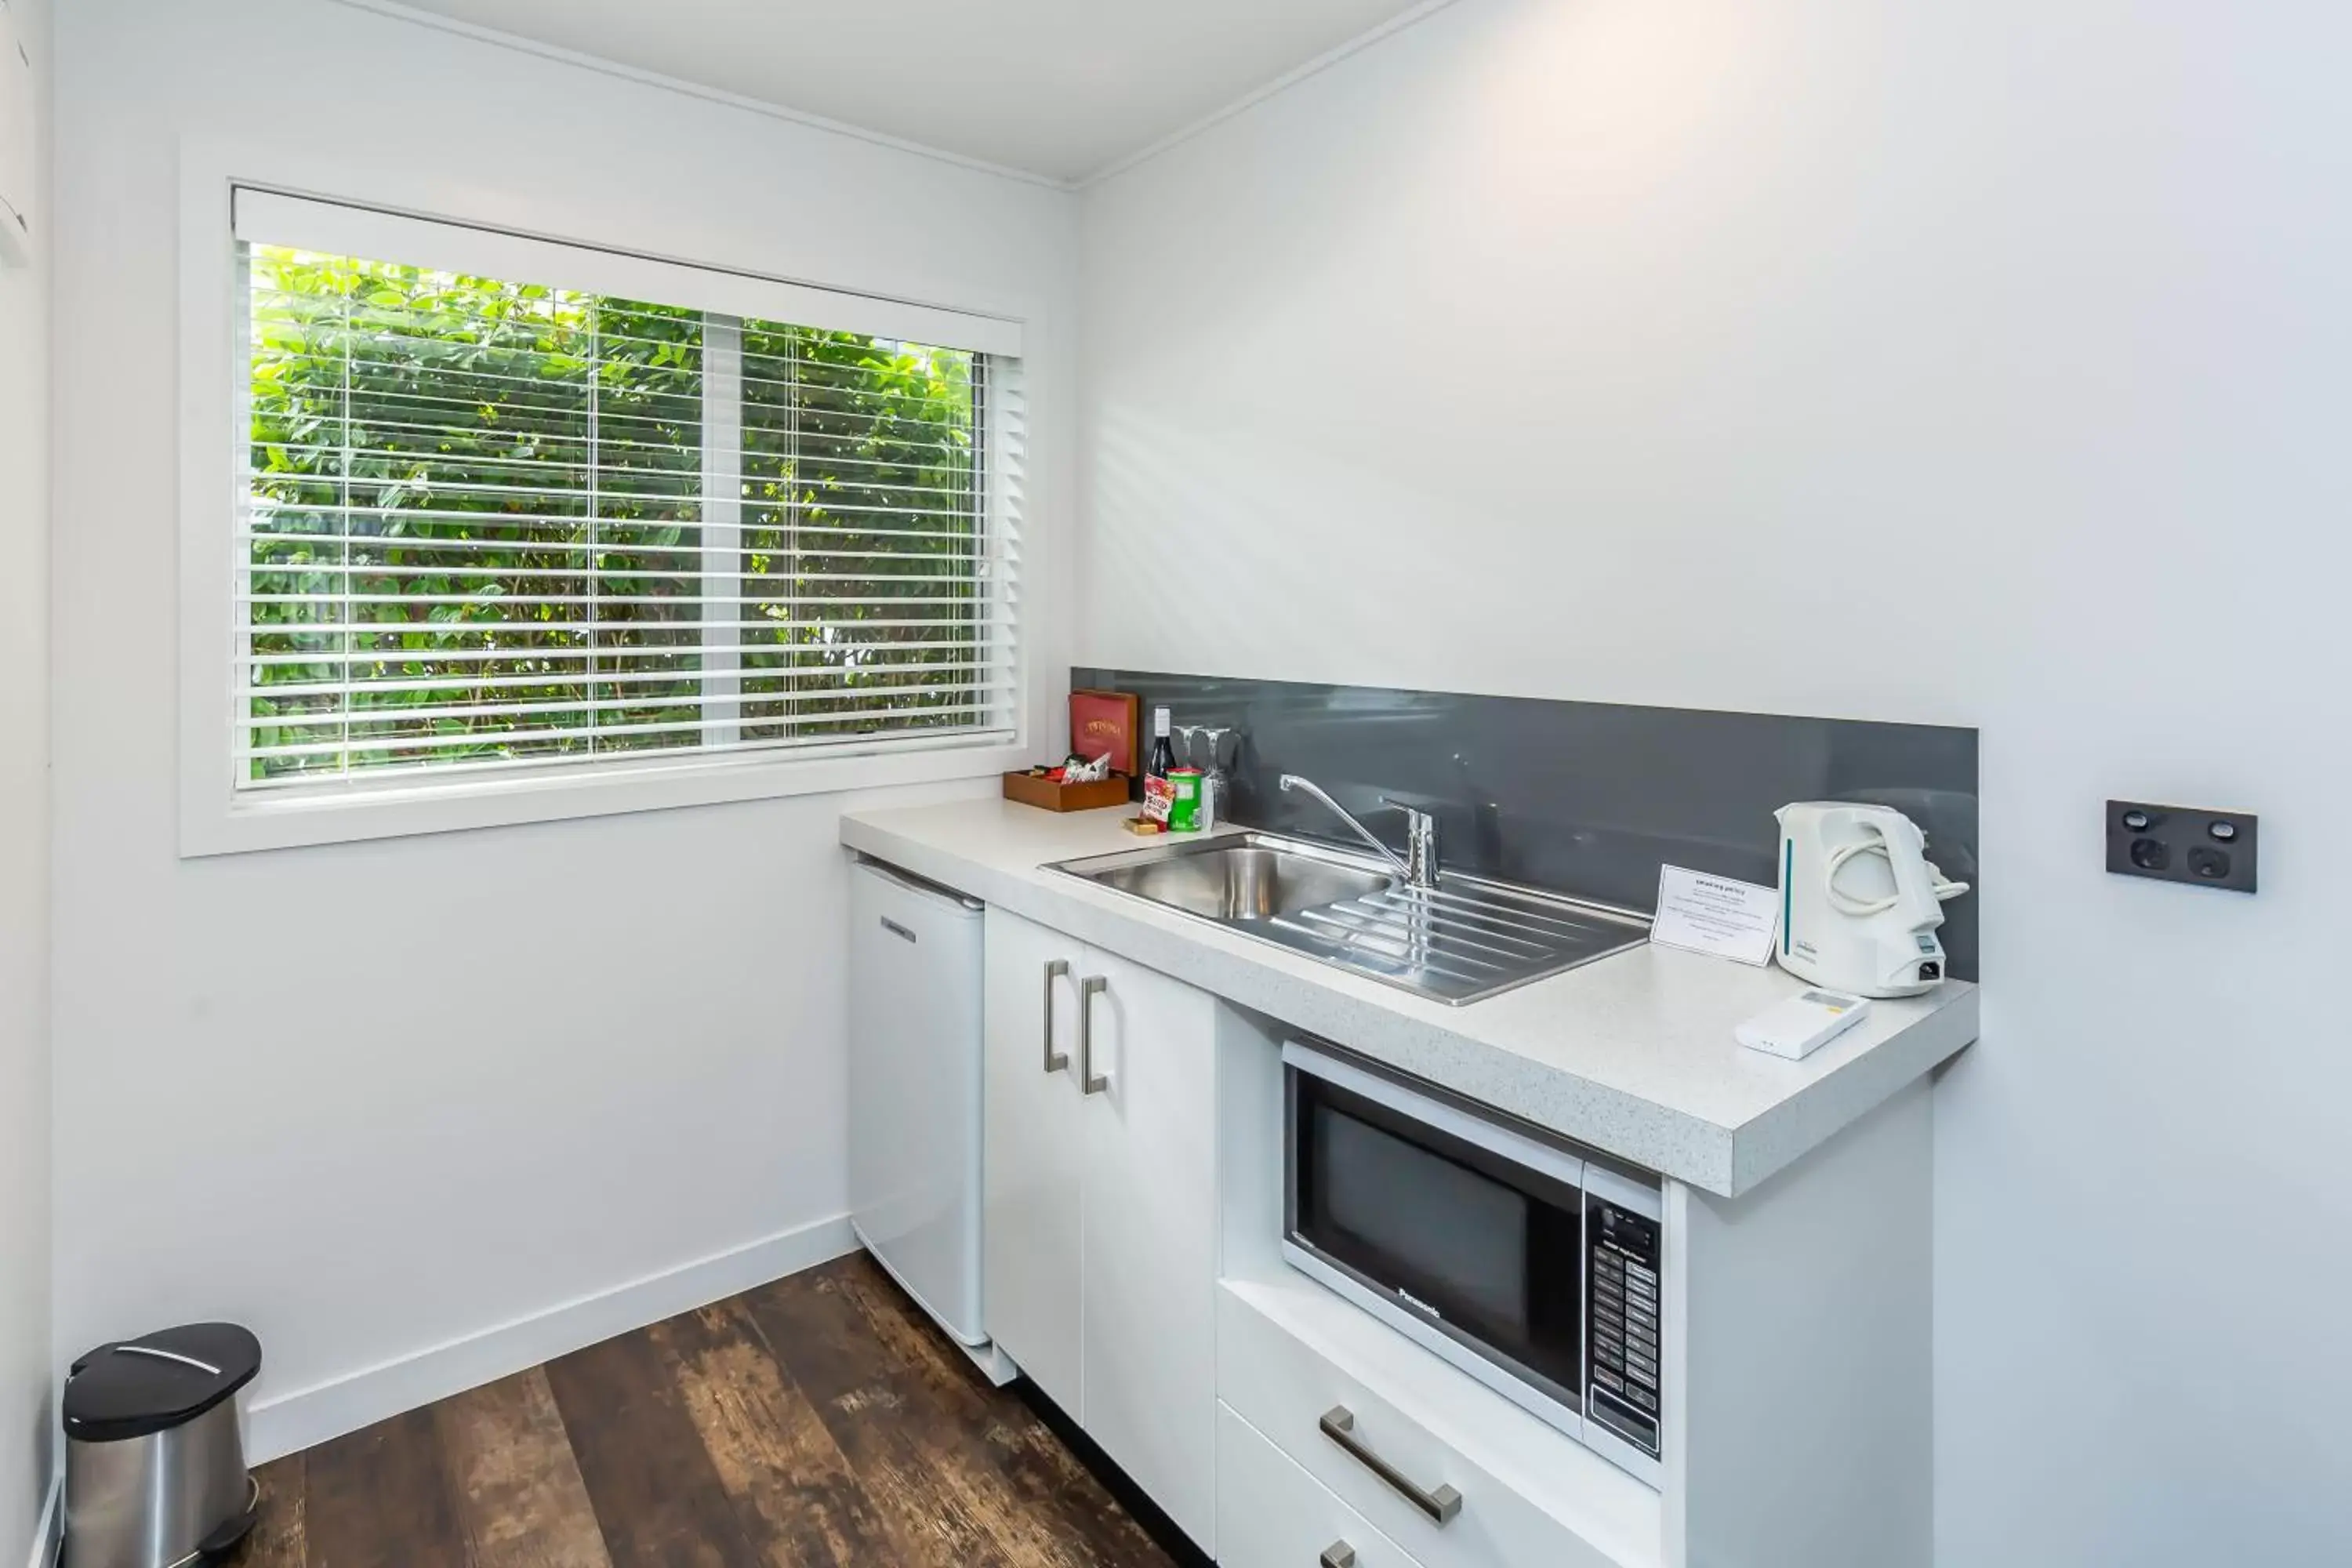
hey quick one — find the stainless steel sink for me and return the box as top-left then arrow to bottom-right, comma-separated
1076,840 -> 1396,924
1049,833 -> 1651,1006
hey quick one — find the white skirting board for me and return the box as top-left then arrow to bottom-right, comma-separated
245,1213 -> 859,1463
24,1474 -> 59,1568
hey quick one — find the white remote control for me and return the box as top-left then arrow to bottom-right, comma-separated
1736,989 -> 1872,1061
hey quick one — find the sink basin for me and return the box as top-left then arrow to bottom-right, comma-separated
1075,840 -> 1395,924
1050,833 -> 1651,1006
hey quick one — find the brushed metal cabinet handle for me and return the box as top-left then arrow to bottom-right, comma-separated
1078,975 -> 1109,1095
1320,1544 -> 1357,1568
880,916 -> 916,944
1041,959 -> 1070,1073
1319,1406 -> 1462,1526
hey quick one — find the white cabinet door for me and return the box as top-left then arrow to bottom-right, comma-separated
981,906 -> 1084,1414
1077,944 -> 1220,1549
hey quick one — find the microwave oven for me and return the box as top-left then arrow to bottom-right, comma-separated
1281,1039 -> 1664,1485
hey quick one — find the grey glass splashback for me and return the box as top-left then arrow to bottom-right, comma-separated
1073,669 -> 1980,982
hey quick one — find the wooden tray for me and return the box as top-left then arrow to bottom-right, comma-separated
1003,771 -> 1133,812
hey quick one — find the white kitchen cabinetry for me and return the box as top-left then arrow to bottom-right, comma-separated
1218,1275 -> 1646,1568
981,906 -> 1085,1411
1077,941 -> 1218,1544
1216,1014 -> 1934,1568
982,906 -> 1219,1551
851,810 -> 1953,1568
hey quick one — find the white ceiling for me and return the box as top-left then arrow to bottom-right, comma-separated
387,0 -> 1439,183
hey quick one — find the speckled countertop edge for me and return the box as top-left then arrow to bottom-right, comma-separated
840,801 -> 1978,1198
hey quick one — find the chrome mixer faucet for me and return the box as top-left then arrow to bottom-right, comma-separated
1277,775 -> 1439,889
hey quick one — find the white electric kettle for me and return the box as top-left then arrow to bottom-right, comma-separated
1774,803 -> 1969,997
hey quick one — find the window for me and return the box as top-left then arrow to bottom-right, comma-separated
231,191 -> 1022,792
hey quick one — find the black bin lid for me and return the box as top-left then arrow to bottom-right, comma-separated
64,1323 -> 262,1443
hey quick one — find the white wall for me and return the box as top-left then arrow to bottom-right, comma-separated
1079,2 -> 2350,1563
50,0 -> 1076,1457
0,0 -> 51,1550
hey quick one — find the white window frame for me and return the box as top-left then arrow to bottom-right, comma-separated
177,139 -> 1037,856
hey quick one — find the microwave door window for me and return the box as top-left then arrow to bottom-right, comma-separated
1316,1105 -> 1529,1330
1294,1074 -> 1585,1406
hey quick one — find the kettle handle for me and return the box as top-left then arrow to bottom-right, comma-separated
1866,813 -> 1940,918
1820,808 -> 1942,921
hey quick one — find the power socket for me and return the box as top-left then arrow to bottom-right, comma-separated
2106,800 -> 2257,894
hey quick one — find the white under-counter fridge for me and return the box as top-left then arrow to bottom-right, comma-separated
847,856 -> 1014,1381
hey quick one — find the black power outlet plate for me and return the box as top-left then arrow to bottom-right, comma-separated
2106,800 -> 2258,893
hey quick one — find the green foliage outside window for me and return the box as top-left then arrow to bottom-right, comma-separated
244,246 -> 986,784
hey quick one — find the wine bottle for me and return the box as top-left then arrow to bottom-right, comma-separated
1147,706 -> 1175,781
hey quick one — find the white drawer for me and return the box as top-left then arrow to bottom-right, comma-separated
1219,1403 -> 1419,1568
1218,1277 -> 1662,1568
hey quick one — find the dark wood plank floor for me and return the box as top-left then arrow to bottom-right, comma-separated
248,1253 -> 1177,1568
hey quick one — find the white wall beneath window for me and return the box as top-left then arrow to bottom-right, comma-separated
1079,2 -> 2350,1563
0,0 -> 52,1550
50,0 -> 1075,1456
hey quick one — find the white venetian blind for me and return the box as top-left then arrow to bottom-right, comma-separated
233,191 -> 1022,789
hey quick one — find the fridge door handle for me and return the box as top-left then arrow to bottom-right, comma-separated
856,855 -> 982,911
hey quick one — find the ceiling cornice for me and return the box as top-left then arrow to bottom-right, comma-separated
1077,0 -> 1460,189
325,0 -> 1077,191
326,0 -> 1461,192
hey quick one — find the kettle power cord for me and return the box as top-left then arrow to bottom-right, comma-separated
1823,839 -> 1970,918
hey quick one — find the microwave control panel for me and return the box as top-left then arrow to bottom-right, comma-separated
1586,1198 -> 1663,1456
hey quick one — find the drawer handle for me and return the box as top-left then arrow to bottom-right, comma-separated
1041,959 -> 1070,1073
1319,1406 -> 1462,1526
1079,975 -> 1110,1095
1320,1545 -> 1357,1568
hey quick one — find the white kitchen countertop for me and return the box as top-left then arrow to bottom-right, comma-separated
840,800 -> 1977,1198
